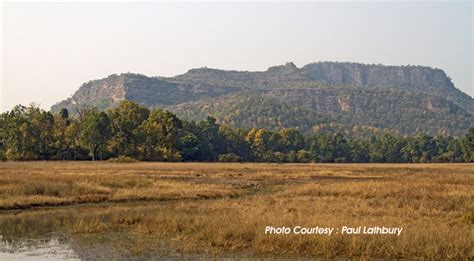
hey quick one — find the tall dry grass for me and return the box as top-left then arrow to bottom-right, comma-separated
0,162 -> 472,258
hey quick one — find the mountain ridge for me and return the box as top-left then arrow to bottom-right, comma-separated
51,61 -> 474,136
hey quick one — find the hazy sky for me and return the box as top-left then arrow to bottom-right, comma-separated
1,1 -> 473,112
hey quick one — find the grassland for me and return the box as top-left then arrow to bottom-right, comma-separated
0,162 -> 472,259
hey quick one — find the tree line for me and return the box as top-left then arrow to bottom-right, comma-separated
1,101 -> 473,163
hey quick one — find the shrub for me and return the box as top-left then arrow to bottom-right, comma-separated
107,156 -> 138,163
296,150 -> 311,163
218,153 -> 241,162
163,151 -> 182,162
287,151 -> 298,163
335,157 -> 347,163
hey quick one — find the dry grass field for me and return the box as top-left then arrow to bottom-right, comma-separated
0,162 -> 472,259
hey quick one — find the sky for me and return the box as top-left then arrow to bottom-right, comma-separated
1,1 -> 473,112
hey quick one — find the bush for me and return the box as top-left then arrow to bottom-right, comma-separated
218,153 -> 241,162
287,151 -> 298,163
107,156 -> 138,163
296,150 -> 311,163
163,151 -> 182,162
335,157 -> 347,163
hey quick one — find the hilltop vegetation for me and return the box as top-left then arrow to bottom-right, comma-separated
2,101 -> 473,163
51,62 -> 474,136
170,88 -> 473,136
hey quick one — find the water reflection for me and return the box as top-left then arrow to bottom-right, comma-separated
0,203 -> 274,260
0,204 -> 188,260
0,237 -> 79,260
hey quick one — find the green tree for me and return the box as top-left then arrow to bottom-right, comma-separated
178,132 -> 201,161
351,140 -> 370,163
139,108 -> 182,161
198,117 -> 225,161
316,134 -> 336,162
2,104 -> 55,160
52,109 -> 70,160
381,133 -> 405,163
416,134 -> 437,162
368,136 -> 384,163
30,109 -> 55,160
280,128 -> 305,153
0,113 -> 5,161
334,132 -> 351,163
219,125 -> 252,161
401,137 -> 420,163
108,101 -> 150,158
80,110 -> 111,161
64,119 -> 89,160
462,127 -> 474,162
247,128 -> 282,161
0,100 -> 470,163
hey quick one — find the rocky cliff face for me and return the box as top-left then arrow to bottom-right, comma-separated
51,73 -> 238,113
52,74 -> 127,112
301,63 -> 469,107
174,62 -> 472,112
51,62 -> 474,135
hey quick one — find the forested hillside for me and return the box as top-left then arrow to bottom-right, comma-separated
51,62 -> 474,136
171,88 -> 473,136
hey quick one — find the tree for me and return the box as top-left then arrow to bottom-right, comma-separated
0,100 -> 470,163
198,117 -> 225,161
380,133 -> 404,163
0,113 -> 5,161
108,101 -> 150,158
3,105 -> 31,160
368,136 -> 384,163
219,125 -> 252,161
334,132 -> 352,163
52,109 -> 70,160
462,127 -> 474,162
431,136 -> 464,163
416,134 -> 437,163
401,137 -> 420,163
59,108 -> 69,122
80,110 -> 111,161
64,119 -> 89,160
178,132 -> 201,161
351,140 -> 370,163
139,108 -> 182,161
247,128 -> 281,162
280,128 -> 305,153
2,104 -> 55,160
313,134 -> 335,162
178,121 -> 210,161
29,109 -> 55,160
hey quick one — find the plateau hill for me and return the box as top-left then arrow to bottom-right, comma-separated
51,62 -> 474,136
